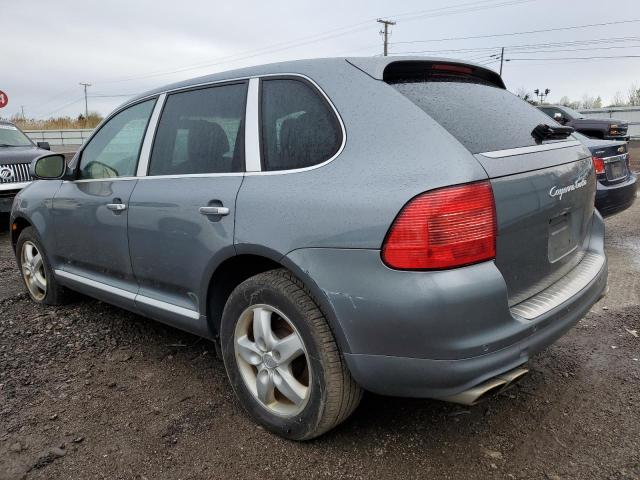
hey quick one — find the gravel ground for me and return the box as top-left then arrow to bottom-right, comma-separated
1,202 -> 639,480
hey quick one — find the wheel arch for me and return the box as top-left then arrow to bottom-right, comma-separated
10,216 -> 32,252
204,244 -> 349,354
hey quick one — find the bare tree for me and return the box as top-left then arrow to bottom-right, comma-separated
581,94 -> 596,109
628,83 -> 640,106
593,96 -> 603,109
558,96 -> 572,106
514,87 -> 531,102
611,91 -> 627,107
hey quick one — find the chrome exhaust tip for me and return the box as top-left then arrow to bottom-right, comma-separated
440,366 -> 529,406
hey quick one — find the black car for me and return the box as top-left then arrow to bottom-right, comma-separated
538,105 -> 630,141
0,120 -> 51,213
573,132 -> 637,217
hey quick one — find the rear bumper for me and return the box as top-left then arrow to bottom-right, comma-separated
596,173 -> 637,217
286,212 -> 607,399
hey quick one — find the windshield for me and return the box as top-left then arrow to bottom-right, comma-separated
0,124 -> 33,147
560,106 -> 584,119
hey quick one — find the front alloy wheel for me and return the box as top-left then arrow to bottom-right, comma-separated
21,240 -> 47,301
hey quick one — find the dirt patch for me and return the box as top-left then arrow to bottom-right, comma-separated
1,204 -> 639,480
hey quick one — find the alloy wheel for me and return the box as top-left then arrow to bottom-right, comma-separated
21,241 -> 47,301
234,304 -> 310,417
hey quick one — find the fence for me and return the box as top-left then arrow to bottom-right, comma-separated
579,106 -> 640,139
24,129 -> 93,147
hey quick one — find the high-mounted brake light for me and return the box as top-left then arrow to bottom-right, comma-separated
382,182 -> 496,270
592,156 -> 605,175
431,64 -> 474,75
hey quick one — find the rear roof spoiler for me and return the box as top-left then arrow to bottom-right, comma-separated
346,57 -> 506,89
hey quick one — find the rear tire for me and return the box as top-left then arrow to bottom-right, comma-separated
16,227 -> 70,305
220,268 -> 362,440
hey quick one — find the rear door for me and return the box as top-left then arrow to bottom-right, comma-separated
127,82 -> 247,326
389,64 -> 595,306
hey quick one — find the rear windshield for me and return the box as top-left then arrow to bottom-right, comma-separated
391,81 -> 557,154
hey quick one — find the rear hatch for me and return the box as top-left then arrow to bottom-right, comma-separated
386,61 -> 596,306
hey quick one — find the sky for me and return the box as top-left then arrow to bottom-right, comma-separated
2,0 -> 639,119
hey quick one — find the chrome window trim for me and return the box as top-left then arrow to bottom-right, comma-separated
136,93 -> 167,176
54,269 -> 200,320
480,140 -> 582,159
137,172 -> 243,180
245,78 -> 261,172
118,72 -> 345,178
62,176 -> 138,184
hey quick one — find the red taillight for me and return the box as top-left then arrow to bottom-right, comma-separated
592,156 -> 605,175
382,181 -> 496,270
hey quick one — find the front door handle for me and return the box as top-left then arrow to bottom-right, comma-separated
106,203 -> 127,212
199,206 -> 230,216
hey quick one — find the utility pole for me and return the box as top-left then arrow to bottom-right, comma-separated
20,105 -> 25,120
377,19 -> 396,56
499,47 -> 505,76
79,82 -> 91,118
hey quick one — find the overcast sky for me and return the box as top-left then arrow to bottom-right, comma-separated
2,0 -> 639,119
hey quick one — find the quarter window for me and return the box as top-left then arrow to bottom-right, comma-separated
260,78 -> 342,171
79,99 -> 155,179
148,83 -> 247,176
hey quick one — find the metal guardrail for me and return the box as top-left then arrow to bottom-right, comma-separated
24,129 -> 93,146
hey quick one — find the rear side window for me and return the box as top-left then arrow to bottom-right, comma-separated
148,82 -> 247,176
260,78 -> 342,171
391,81 -> 557,154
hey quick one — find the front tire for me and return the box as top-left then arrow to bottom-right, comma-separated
16,227 -> 69,305
220,269 -> 362,440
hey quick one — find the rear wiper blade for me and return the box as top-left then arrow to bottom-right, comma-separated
0,143 -> 22,147
531,123 -> 574,142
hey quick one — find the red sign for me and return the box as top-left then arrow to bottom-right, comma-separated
0,91 -> 7,109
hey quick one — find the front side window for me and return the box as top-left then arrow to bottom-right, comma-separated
148,82 -> 247,176
79,99 -> 155,179
260,78 -> 342,171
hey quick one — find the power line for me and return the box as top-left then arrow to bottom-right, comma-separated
506,55 -> 640,61
390,19 -> 640,45
95,0 -> 535,85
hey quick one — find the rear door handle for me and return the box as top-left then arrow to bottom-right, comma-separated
199,206 -> 229,216
106,203 -> 127,212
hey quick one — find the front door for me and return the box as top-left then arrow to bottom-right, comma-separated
53,99 -> 157,304
127,82 -> 247,329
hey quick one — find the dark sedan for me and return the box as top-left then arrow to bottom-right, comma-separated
0,120 -> 51,213
574,132 -> 637,217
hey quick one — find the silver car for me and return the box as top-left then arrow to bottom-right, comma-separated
11,57 -> 607,439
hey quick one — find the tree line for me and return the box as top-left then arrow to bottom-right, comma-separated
515,83 -> 640,110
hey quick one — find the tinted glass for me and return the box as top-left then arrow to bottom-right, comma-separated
0,123 -> 32,147
260,79 -> 341,171
79,99 -> 155,179
148,83 -> 247,176
392,82 -> 557,154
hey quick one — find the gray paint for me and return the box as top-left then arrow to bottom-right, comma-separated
10,57 -> 608,398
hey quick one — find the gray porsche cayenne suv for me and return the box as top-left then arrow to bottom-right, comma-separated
11,57 -> 607,440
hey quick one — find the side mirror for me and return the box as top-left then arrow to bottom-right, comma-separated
30,153 -> 66,180
553,112 -> 567,124
37,141 -> 51,150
